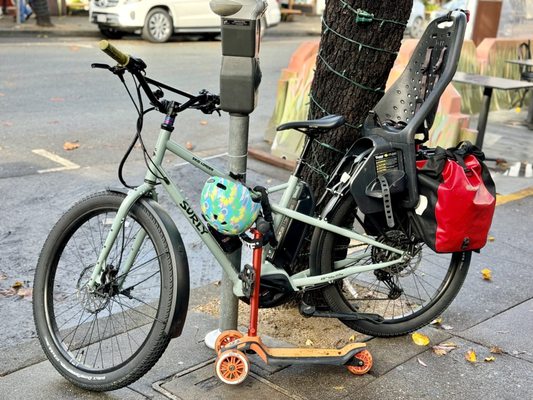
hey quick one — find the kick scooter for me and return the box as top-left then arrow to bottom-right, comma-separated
214,228 -> 373,385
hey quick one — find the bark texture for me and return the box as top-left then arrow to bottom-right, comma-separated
293,0 -> 413,273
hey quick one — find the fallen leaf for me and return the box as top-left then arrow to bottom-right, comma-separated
484,356 -> 496,362
305,339 -> 314,346
412,332 -> 430,346
481,268 -> 492,281
185,141 -> 194,150
69,45 -> 80,52
417,357 -> 427,367
200,120 -> 208,126
488,236 -> 495,242
3,121 -> 13,127
0,273 -> 7,281
432,343 -> 458,356
333,386 -> 345,391
63,141 -> 80,151
490,346 -> 503,354
50,97 -> 65,102
432,347 -> 448,357
430,317 -> 453,330
12,281 -> 24,289
349,334 -> 356,342
17,287 -> 33,299
441,342 -> 458,348
515,106 -> 522,113
465,349 -> 477,363
0,288 -> 17,297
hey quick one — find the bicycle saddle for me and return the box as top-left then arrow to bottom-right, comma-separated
277,115 -> 345,133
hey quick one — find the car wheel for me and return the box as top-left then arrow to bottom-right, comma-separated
142,8 -> 173,43
409,16 -> 424,38
99,27 -> 125,39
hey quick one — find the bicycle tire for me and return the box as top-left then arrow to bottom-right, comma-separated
310,195 -> 471,337
33,191 -> 186,391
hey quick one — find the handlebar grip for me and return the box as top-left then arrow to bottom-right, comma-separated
99,40 -> 130,66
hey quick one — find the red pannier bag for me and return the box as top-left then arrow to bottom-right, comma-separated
412,141 -> 496,253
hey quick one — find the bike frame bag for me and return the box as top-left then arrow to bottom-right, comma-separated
411,141 -> 496,253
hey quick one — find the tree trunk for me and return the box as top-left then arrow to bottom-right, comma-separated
29,0 -> 53,26
292,0 -> 413,273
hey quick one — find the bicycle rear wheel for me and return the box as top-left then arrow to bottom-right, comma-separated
33,191 -> 187,391
310,195 -> 471,337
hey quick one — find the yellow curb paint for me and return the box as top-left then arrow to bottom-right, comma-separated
496,187 -> 533,206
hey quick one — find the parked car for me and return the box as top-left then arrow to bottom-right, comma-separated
406,0 -> 426,38
89,0 -> 281,43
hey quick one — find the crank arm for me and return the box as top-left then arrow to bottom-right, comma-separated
299,303 -> 384,323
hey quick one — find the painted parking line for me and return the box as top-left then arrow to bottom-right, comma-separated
32,149 -> 80,173
503,161 -> 533,177
496,186 -> 533,206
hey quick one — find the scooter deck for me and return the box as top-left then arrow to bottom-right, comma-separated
226,335 -> 367,366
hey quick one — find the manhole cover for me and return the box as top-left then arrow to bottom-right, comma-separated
154,359 -> 304,400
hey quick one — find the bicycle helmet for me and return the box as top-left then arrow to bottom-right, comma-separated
200,176 -> 261,235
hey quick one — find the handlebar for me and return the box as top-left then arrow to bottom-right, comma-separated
99,40 -> 130,66
95,40 -> 220,115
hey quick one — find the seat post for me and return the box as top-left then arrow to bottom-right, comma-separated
293,135 -> 315,178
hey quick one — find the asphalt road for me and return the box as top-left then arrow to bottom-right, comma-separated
0,35 -> 300,349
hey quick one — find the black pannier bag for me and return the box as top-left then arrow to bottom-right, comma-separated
411,141 -> 496,253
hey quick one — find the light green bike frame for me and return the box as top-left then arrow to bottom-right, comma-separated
88,123 -> 409,297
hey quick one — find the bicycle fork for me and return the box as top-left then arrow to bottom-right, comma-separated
87,184 -> 154,291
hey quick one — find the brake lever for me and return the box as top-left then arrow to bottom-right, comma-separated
91,63 -> 111,70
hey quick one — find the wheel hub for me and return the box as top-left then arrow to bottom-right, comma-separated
372,230 -> 422,276
371,230 -> 423,299
77,264 -> 119,313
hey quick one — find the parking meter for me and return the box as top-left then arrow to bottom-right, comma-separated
204,0 -> 266,348
210,0 -> 266,114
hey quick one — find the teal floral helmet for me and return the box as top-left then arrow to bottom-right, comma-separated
200,177 -> 261,235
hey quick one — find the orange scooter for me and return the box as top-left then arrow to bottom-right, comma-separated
214,229 -> 373,385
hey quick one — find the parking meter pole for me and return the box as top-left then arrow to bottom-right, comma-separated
220,113 -> 249,333
15,0 -> 21,24
205,0 -> 265,349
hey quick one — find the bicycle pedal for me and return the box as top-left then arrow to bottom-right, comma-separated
238,264 -> 255,298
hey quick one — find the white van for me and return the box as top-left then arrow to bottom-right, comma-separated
90,0 -> 282,43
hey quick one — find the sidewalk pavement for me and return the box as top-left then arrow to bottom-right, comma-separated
1,13 -> 532,399
0,13 -> 322,38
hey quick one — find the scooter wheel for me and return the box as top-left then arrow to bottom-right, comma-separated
215,330 -> 244,353
215,350 -> 250,385
346,349 -> 373,375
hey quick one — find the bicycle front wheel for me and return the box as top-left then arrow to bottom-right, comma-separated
310,195 -> 471,337
33,191 -> 187,391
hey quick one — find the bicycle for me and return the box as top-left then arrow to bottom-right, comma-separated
33,10 -> 474,391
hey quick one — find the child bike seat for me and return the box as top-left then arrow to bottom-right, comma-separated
362,10 -> 467,145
